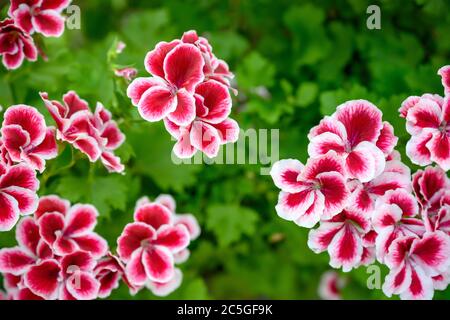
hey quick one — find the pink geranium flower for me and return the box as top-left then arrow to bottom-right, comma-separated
271,152 -> 350,228
8,0 -> 71,37
1,105 -> 57,172
318,271 -> 345,300
308,100 -> 388,182
117,203 -> 190,285
40,91 -> 126,173
383,232 -> 450,300
0,18 -> 37,70
0,163 -> 39,231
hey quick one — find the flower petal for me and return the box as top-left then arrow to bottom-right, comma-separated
24,259 -> 61,300
142,247 -> 174,283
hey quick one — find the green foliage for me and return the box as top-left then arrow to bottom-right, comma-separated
0,0 -> 449,300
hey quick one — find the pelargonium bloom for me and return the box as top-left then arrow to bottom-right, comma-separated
0,18 -> 37,70
128,41 -> 204,125
117,203 -> 190,285
164,80 -> 239,158
318,271 -> 345,300
1,105 -> 57,172
412,166 -> 448,214
383,232 -> 450,300
114,67 -> 138,82
38,203 -> 108,258
400,66 -> 450,171
271,152 -> 350,228
308,100 -> 388,182
372,189 -> 425,262
40,91 -> 126,173
8,0 -> 71,37
308,208 -> 372,272
25,251 -> 100,300
0,163 -> 39,231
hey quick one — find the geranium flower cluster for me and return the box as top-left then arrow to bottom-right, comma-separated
40,91 -> 126,173
127,30 -> 239,159
0,0 -> 72,70
400,65 -> 450,171
0,105 -> 58,231
0,194 -> 200,300
117,194 -> 200,296
271,95 -> 450,300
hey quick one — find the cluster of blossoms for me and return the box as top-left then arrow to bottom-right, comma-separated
127,30 -> 240,159
0,194 -> 199,300
0,0 -> 72,70
271,68 -> 450,300
40,91 -> 126,173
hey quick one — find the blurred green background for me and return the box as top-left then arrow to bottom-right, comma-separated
0,0 -> 449,300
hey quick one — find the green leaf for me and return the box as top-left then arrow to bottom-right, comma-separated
296,82 -> 318,107
206,204 -> 259,247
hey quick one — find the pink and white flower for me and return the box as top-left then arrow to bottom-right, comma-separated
0,18 -> 37,70
38,203 -> 107,258
0,163 -> 39,231
8,0 -> 71,37
271,152 -> 350,228
318,271 -> 345,300
1,105 -> 57,172
382,232 -> 450,300
117,203 -> 190,285
308,100 -> 387,182
114,67 -> 138,82
308,208 -> 371,272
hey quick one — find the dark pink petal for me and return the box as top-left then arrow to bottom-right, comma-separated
73,135 -> 102,162
411,231 -> 450,274
35,195 -> 70,219
172,129 -> 197,159
308,222 -> 343,253
24,259 -> 61,300
66,271 -> 100,300
73,233 -> 108,259
346,142 -> 385,182
427,131 -> 450,171
405,98 -> 441,134
2,186 -> 38,215
53,235 -> 77,256
147,268 -> 182,297
15,288 -> 45,300
195,80 -> 232,124
348,185 -> 373,213
61,251 -> 96,274
21,35 -> 37,60
382,189 -> 419,217
212,118 -> 240,144
308,116 -> 347,141
0,193 -> 20,232
3,105 -> 46,145
134,203 -> 172,230
12,4 -> 33,34
168,89 -> 196,126
144,40 -> 181,78
190,121 -> 221,158
137,86 -> 176,122
316,172 -> 349,218
275,189 -> 315,223
127,77 -> 165,106
333,100 -> 383,147
32,10 -> 65,37
154,194 -> 176,212
142,247 -> 174,283
41,0 -> 71,11
163,43 -> 204,92
100,151 -> 125,173
154,225 -> 190,253
438,65 -> 450,94
0,164 -> 39,190
318,271 -> 343,300
2,49 -> 24,70
164,118 -> 182,139
0,248 -> 35,275
308,133 -> 346,157
385,236 -> 415,269
1,125 -> 30,161
328,224 -> 363,272
302,151 -> 346,180
367,172 -> 411,196
402,266 -> 434,300
270,159 -> 305,193
376,122 -> 398,155
175,214 -> 201,240
293,191 -> 325,228
415,166 -> 448,205
38,212 -> 65,245
101,122 -> 125,150
383,262 -> 412,297
31,127 -> 58,158
16,217 -> 40,256
0,33 -> 19,54
125,248 -> 146,286
62,91 -> 89,118
399,96 -> 420,118
181,30 -> 199,43
64,204 -> 98,237
117,222 -> 155,262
